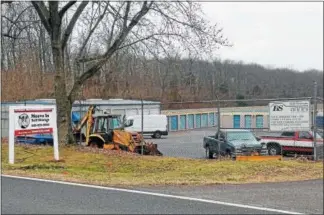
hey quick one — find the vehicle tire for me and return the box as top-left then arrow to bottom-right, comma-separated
225,150 -> 233,160
153,131 -> 162,139
89,141 -> 99,148
206,147 -> 214,159
267,144 -> 281,155
89,140 -> 104,149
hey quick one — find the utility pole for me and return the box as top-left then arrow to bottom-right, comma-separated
313,81 -> 318,161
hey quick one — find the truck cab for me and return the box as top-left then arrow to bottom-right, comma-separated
203,129 -> 267,159
259,131 -> 323,156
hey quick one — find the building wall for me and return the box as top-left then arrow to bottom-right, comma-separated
162,106 -> 324,132
222,115 -> 233,128
2,100 -> 323,138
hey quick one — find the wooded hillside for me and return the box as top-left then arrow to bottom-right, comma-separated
2,54 -> 323,103
2,1 -> 323,104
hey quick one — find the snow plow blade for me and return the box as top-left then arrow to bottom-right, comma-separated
236,155 -> 282,161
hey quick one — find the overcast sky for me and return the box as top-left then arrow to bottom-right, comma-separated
200,2 -> 323,72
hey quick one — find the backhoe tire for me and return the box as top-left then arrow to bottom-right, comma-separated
89,141 -> 98,148
88,140 -> 103,149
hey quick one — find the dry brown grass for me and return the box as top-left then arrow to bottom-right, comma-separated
1,143 -> 323,187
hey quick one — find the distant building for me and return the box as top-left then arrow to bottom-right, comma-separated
1,98 -> 323,138
1,98 -> 161,138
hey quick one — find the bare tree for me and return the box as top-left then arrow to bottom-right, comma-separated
2,1 -> 229,144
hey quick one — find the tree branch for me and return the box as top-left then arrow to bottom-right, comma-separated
107,2 -> 124,20
106,2 -> 123,48
123,1 -> 131,31
3,5 -> 34,36
117,32 -> 182,50
59,1 -> 76,18
61,1 -> 89,49
1,33 -> 23,39
152,5 -> 204,34
1,1 -> 13,4
77,2 -> 108,58
69,1 -> 153,100
31,1 -> 51,33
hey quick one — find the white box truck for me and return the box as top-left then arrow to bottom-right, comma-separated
124,114 -> 168,138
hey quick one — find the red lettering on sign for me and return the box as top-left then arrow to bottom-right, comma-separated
14,128 -> 53,136
14,109 -> 53,113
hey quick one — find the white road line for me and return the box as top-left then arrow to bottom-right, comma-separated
2,174 -> 303,215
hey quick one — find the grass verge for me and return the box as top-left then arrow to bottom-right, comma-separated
1,143 -> 323,187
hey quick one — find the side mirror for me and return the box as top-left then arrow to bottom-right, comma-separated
256,137 -> 261,141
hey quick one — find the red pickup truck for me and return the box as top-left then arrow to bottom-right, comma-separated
259,131 -> 323,156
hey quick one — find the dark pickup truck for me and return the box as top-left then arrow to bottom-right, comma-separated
203,129 -> 268,159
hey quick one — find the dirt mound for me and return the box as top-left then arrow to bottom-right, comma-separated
75,146 -> 141,157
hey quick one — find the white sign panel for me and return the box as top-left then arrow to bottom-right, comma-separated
269,100 -> 311,131
9,105 -> 59,164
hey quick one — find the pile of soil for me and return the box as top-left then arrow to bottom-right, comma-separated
75,146 -> 141,157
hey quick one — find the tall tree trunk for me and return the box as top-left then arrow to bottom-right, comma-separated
52,44 -> 74,144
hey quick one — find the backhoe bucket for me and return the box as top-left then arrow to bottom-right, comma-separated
236,155 -> 282,161
145,143 -> 163,156
135,142 -> 163,156
131,133 -> 163,156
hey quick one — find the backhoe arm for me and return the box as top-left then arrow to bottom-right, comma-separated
73,105 -> 96,144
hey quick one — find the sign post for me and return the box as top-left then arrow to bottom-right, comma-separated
269,100 -> 311,132
9,105 -> 59,164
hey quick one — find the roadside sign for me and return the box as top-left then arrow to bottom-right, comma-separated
269,100 -> 311,131
8,105 -> 59,164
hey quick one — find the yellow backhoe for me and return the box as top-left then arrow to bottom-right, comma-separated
72,105 -> 162,156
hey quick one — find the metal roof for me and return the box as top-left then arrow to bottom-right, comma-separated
75,98 -> 160,105
1,98 -> 161,106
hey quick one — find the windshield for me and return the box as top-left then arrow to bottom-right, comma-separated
110,117 -> 122,129
93,116 -> 122,133
226,131 -> 256,142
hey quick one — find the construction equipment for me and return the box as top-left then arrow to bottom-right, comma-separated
72,105 -> 162,156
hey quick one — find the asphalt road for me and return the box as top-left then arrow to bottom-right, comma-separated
149,128 -> 272,159
138,179 -> 324,215
1,176 -> 297,214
